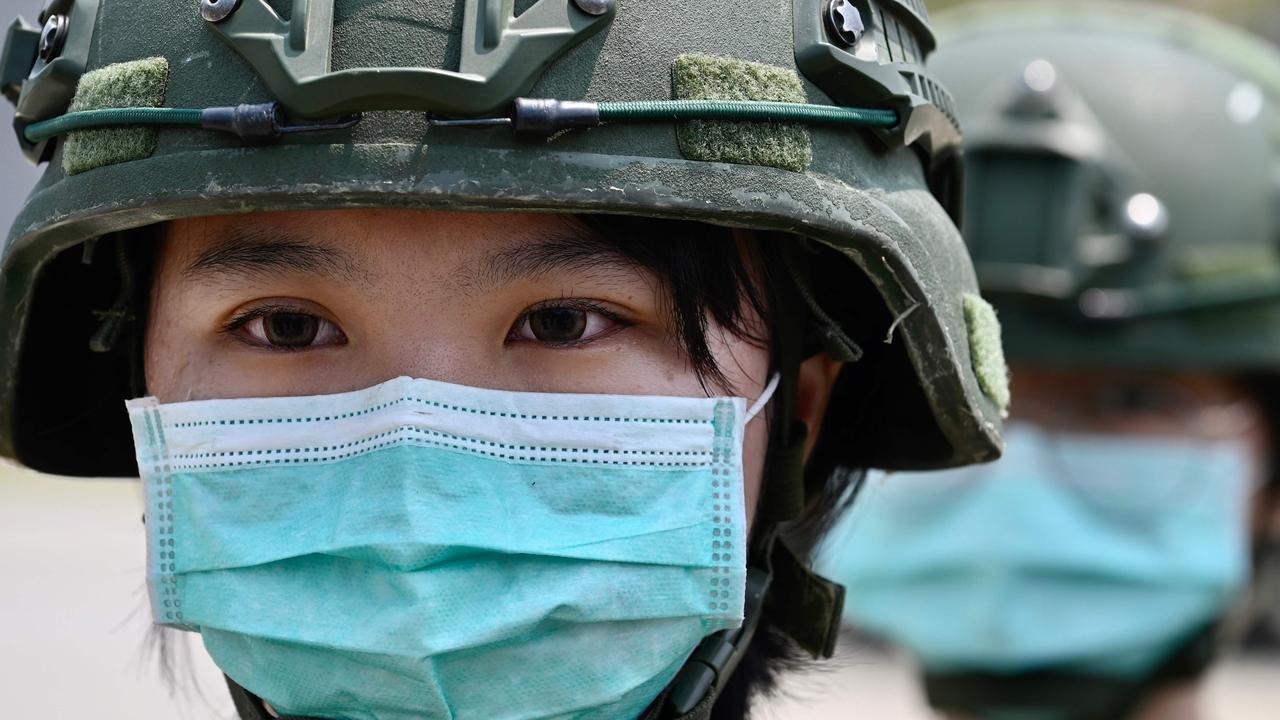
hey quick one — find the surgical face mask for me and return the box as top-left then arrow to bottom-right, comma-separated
128,374 -> 777,720
817,423 -> 1253,681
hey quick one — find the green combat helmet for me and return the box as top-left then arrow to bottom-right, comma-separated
0,0 -> 1004,472
0,1 -> 1004,717
936,0 -> 1280,372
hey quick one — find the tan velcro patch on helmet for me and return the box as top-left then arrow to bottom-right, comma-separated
62,57 -> 169,176
963,293 -> 1010,416
672,54 -> 813,172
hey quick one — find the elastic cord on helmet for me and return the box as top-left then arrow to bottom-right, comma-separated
26,107 -> 204,142
22,103 -> 362,144
23,98 -> 899,145
502,98 -> 899,135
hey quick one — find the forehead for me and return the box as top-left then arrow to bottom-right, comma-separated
159,209 -> 644,293
165,208 -> 582,257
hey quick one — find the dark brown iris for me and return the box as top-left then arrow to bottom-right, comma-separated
528,308 -> 587,343
263,312 -> 320,348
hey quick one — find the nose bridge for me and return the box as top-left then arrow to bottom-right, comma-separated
358,257 -> 507,389
371,327 -> 502,389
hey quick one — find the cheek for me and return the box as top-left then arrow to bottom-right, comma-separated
144,251 -> 231,403
145,311 -> 214,403
145,235 -> 200,402
144,281 -> 194,402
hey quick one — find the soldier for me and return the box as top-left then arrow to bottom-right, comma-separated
0,1 -> 1004,718
821,3 -> 1280,719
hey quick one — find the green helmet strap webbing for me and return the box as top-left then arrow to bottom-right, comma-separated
763,534 -> 845,659
664,694 -> 715,720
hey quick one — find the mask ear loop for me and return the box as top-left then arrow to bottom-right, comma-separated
745,373 -> 781,424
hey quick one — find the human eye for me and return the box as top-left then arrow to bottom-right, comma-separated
508,300 -> 631,347
222,302 -> 348,351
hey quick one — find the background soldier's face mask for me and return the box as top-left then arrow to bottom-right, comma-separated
819,422 -> 1253,679
128,374 -> 776,720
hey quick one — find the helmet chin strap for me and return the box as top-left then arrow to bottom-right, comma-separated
644,567 -> 773,719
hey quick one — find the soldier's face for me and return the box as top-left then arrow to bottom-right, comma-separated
144,209 -> 841,527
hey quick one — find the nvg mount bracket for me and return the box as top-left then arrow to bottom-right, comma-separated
204,0 -> 617,117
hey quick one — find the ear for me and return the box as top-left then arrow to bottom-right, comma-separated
795,353 -> 844,462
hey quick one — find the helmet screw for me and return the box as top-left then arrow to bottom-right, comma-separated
200,0 -> 243,24
825,0 -> 865,48
572,0 -> 614,17
38,14 -> 68,62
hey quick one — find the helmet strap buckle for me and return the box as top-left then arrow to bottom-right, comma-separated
657,567 -> 772,718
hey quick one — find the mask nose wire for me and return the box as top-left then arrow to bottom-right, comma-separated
745,373 -> 781,424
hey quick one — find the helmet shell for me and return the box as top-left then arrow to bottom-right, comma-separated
1,0 -> 1004,475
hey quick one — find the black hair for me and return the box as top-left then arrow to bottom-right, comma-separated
573,215 -> 772,391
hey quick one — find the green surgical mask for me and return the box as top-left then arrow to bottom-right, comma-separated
128,374 -> 777,720
819,423 -> 1251,683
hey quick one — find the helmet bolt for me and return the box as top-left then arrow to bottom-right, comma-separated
572,0 -> 615,17
825,0 -> 865,48
38,14 -> 68,62
200,0 -> 243,24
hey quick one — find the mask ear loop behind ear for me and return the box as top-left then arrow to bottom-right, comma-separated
745,373 -> 781,423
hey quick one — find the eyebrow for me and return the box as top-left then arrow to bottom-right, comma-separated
183,227 -> 364,284
469,225 -> 647,293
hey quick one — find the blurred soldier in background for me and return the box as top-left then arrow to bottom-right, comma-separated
820,2 -> 1280,719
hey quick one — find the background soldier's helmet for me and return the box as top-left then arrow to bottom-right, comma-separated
933,0 -> 1280,373
0,0 -> 1004,481
932,0 -> 1280,661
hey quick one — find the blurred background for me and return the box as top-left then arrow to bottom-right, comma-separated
932,0 -> 1280,33
1,0 -> 1278,718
